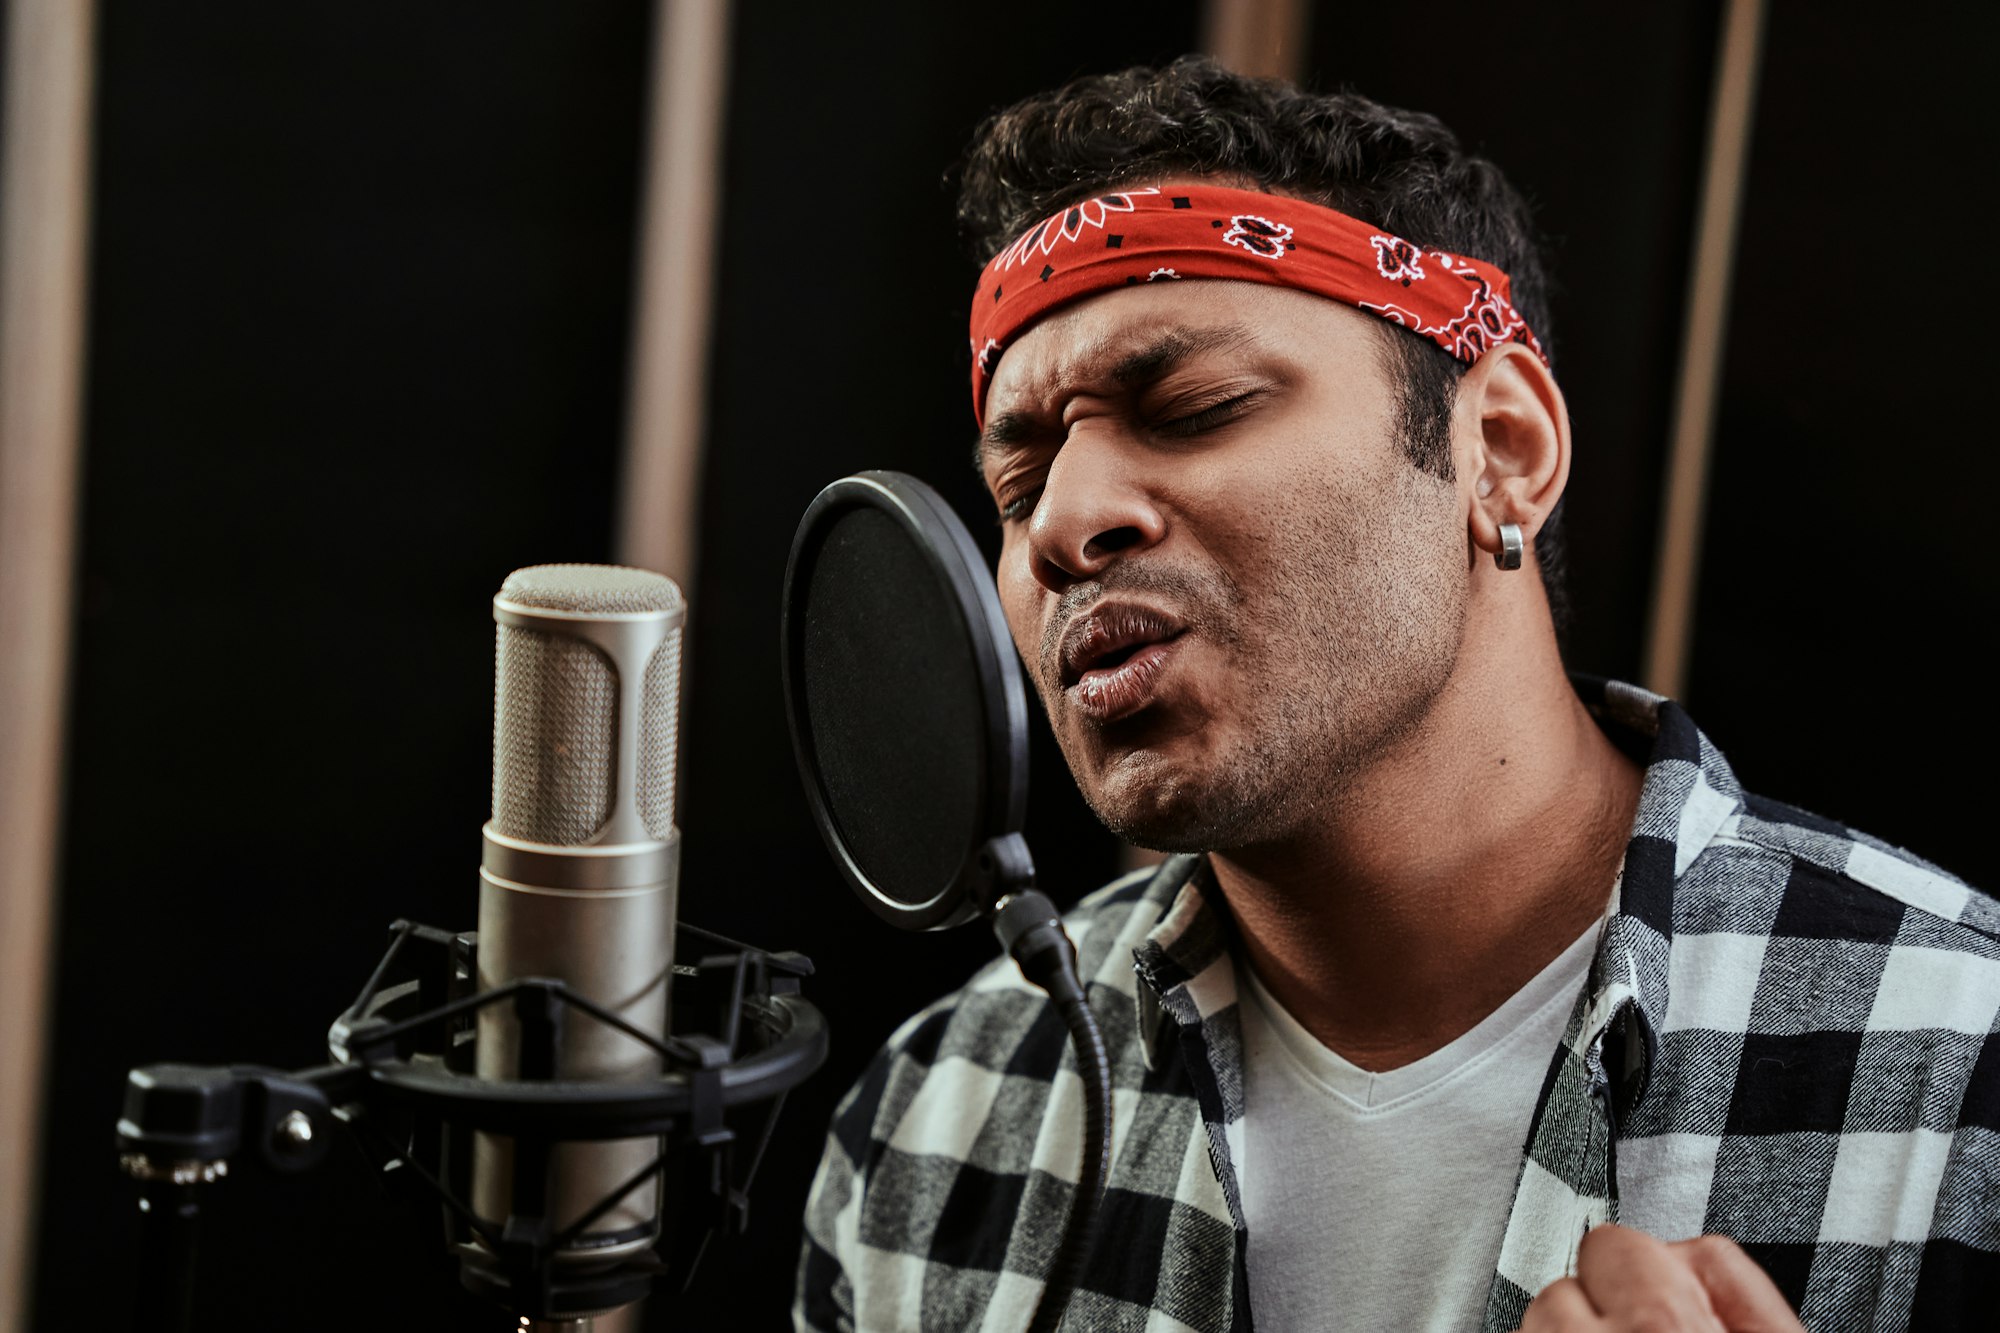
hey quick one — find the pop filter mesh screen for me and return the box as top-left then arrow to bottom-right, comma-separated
801,506 -> 985,905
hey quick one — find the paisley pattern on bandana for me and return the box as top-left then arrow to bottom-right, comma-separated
967,183 -> 1544,428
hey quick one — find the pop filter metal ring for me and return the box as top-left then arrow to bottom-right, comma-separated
780,470 -> 1029,931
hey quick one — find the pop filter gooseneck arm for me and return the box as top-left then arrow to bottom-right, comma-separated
781,472 -> 1111,1333
988,896 -> 1115,1333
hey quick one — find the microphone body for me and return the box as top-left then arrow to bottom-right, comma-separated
471,564 -> 686,1268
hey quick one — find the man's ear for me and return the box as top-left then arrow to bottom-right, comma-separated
1454,343 -> 1571,564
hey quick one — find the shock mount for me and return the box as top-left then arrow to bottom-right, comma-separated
115,917 -> 827,1330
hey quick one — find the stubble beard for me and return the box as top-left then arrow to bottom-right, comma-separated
1053,463 -> 1468,855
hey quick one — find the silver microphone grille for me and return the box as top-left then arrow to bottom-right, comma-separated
498,563 -> 685,615
490,564 -> 685,846
637,626 -> 681,841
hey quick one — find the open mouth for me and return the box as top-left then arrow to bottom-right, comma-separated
1057,604 -> 1187,722
1059,604 -> 1183,685
1078,639 -> 1149,676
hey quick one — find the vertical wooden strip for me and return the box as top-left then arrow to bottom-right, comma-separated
1643,0 -> 1767,700
606,16 -> 731,1325
1202,0 -> 1309,81
616,0 -> 733,596
0,1 -> 98,1328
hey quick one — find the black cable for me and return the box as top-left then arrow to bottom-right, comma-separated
994,892 -> 1114,1333
1034,991 -> 1112,1333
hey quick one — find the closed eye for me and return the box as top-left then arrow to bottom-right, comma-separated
996,486 -> 1042,525
1158,391 -> 1259,437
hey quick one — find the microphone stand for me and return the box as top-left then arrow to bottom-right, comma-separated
124,1155 -> 219,1331
115,919 -> 827,1332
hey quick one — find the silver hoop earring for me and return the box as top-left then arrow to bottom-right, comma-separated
1495,523 -> 1524,571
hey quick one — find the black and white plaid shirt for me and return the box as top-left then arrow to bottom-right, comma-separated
797,679 -> 2000,1331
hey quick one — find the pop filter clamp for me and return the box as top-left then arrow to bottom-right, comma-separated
781,471 -> 1113,1333
115,917 -> 828,1331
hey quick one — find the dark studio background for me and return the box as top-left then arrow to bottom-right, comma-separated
27,2 -> 1994,1329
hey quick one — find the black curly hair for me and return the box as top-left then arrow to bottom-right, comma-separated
954,56 -> 1570,633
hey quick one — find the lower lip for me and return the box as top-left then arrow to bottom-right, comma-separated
1067,636 -> 1182,724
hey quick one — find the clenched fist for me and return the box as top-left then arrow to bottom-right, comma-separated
1517,1225 -> 1805,1332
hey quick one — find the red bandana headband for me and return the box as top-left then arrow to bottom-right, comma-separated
967,183 -> 1545,429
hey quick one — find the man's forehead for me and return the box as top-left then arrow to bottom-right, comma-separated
973,282 -> 1396,473
1009,316 -> 1256,396
984,284 -> 1280,416
979,277 -> 1381,412
1002,278 -> 1268,371
977,320 -> 1254,462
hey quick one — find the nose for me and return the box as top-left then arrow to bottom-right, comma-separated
1026,431 -> 1166,593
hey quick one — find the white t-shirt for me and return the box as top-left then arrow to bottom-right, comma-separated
1238,919 -> 1601,1332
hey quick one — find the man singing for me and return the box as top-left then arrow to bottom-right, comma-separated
797,59 -> 1998,1331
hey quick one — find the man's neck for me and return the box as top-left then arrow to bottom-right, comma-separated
1209,642 -> 1642,1073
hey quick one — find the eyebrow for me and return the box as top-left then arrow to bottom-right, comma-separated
975,321 -> 1259,467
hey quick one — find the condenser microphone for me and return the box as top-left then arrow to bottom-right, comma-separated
471,563 -> 685,1272
113,558 -> 828,1331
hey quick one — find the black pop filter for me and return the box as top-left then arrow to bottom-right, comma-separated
782,470 -> 1109,1333
781,471 -> 1030,931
